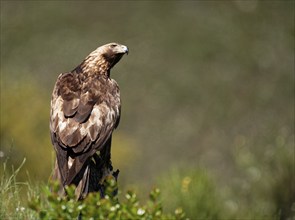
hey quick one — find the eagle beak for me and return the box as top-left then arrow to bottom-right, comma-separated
122,45 -> 129,55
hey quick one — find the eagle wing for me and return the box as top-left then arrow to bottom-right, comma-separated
50,72 -> 120,185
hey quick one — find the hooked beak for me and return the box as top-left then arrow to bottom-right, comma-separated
122,45 -> 129,55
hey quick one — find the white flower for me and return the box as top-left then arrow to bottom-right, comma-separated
16,207 -> 25,212
137,208 -> 145,216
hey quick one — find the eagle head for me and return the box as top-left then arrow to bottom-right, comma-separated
77,42 -> 129,75
97,42 -> 129,69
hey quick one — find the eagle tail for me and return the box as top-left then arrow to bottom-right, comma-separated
75,164 -> 91,200
51,160 -> 90,201
53,136 -> 115,199
65,154 -> 92,200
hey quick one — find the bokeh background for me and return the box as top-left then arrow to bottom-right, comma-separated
1,1 -> 294,219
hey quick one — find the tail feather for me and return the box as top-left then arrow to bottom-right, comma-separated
66,153 -> 90,185
75,164 -> 90,200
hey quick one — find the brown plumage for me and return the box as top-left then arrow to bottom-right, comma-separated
50,43 -> 128,199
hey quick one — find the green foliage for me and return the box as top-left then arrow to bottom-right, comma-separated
1,159 -> 186,219
29,177 -> 186,220
158,168 -> 223,219
1,157 -> 294,219
158,164 -> 295,220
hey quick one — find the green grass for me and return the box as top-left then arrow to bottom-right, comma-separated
0,158 -> 37,219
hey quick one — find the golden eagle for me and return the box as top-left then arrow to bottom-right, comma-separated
50,43 -> 128,199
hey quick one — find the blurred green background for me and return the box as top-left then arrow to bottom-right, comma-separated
1,1 -> 294,219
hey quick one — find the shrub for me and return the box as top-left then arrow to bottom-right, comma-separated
29,177 -> 186,220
